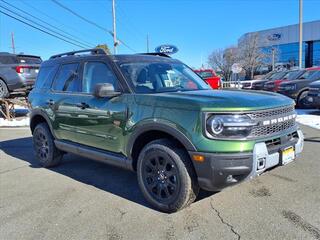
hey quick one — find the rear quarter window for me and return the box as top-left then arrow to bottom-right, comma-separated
0,56 -> 17,64
35,65 -> 58,89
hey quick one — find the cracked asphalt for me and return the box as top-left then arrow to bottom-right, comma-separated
0,125 -> 319,240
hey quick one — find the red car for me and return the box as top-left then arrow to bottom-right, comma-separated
194,69 -> 221,89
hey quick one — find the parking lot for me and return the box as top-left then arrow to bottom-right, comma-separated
0,124 -> 319,240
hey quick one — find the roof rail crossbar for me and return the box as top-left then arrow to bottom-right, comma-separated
50,48 -> 107,59
137,52 -> 171,58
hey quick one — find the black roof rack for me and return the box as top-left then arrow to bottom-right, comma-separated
50,48 -> 107,59
137,52 -> 171,58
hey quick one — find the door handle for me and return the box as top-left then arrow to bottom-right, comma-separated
76,102 -> 89,109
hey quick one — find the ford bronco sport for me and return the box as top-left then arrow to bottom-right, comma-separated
29,49 -> 304,212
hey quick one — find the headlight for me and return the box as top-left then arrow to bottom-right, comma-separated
281,84 -> 296,91
205,114 -> 257,139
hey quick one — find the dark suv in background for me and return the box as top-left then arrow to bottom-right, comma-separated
307,80 -> 320,109
0,52 -> 42,98
278,67 -> 320,107
263,69 -> 305,92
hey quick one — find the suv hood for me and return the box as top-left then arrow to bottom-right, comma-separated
135,90 -> 294,111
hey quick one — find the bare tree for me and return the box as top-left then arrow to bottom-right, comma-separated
238,33 -> 267,79
207,47 -> 238,81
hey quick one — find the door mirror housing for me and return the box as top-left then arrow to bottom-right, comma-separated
94,83 -> 121,98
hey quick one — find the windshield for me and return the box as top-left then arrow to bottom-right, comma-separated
298,70 -> 319,80
197,71 -> 214,79
264,71 -> 275,80
269,71 -> 287,80
282,70 -> 304,80
119,62 -> 210,93
309,71 -> 320,80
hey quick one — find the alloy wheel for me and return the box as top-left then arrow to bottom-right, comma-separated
142,152 -> 180,203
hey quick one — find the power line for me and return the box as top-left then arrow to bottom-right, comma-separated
51,0 -> 136,53
51,0 -> 114,35
18,0 -> 94,45
0,1 -> 92,48
0,10 -> 87,49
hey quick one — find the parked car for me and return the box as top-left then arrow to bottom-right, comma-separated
29,49 -> 303,212
194,69 -> 220,89
241,71 -> 275,90
306,80 -> 320,109
251,71 -> 288,90
263,69 -> 306,92
278,67 -> 320,107
0,52 -> 42,98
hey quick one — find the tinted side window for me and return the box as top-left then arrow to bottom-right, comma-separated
82,62 -> 119,93
35,65 -> 58,89
52,63 -> 80,92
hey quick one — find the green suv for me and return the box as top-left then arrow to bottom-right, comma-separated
29,49 -> 304,212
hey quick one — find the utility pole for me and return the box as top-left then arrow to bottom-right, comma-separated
299,0 -> 303,68
146,34 -> 149,53
272,48 -> 275,71
112,0 -> 118,54
11,32 -> 15,54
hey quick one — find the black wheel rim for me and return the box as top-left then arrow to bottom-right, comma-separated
142,152 -> 180,203
0,81 -> 5,96
34,130 -> 49,162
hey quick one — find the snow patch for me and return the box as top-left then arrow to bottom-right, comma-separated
296,109 -> 320,130
0,117 -> 30,127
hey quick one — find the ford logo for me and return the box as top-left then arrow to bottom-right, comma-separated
268,33 -> 282,41
155,45 -> 179,55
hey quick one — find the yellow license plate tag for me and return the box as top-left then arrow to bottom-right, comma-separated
282,146 -> 295,165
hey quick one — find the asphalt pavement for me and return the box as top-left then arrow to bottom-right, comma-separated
0,125 -> 319,240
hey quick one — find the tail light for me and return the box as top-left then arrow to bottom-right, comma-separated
15,66 -> 32,73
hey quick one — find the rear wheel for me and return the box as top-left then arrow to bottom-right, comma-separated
0,79 -> 9,98
33,123 -> 62,167
137,139 -> 199,213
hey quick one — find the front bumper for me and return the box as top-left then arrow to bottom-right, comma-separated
190,129 -> 304,191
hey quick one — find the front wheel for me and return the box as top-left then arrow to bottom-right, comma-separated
137,139 -> 199,213
297,91 -> 309,108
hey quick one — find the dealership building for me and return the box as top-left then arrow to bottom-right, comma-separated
238,20 -> 320,68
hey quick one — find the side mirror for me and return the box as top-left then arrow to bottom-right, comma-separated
94,83 -> 121,98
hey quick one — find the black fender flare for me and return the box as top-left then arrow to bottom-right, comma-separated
126,121 -> 197,159
30,109 -> 57,138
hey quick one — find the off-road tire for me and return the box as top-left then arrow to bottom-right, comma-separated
137,139 -> 199,213
0,79 -> 9,98
33,123 -> 62,167
297,90 -> 309,108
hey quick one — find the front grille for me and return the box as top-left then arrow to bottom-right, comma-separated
247,105 -> 297,138
250,119 -> 296,137
248,105 -> 294,120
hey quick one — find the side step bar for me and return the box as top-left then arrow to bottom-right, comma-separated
54,140 -> 132,171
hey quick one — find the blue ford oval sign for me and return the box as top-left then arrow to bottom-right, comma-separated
155,45 -> 179,55
268,33 -> 282,41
